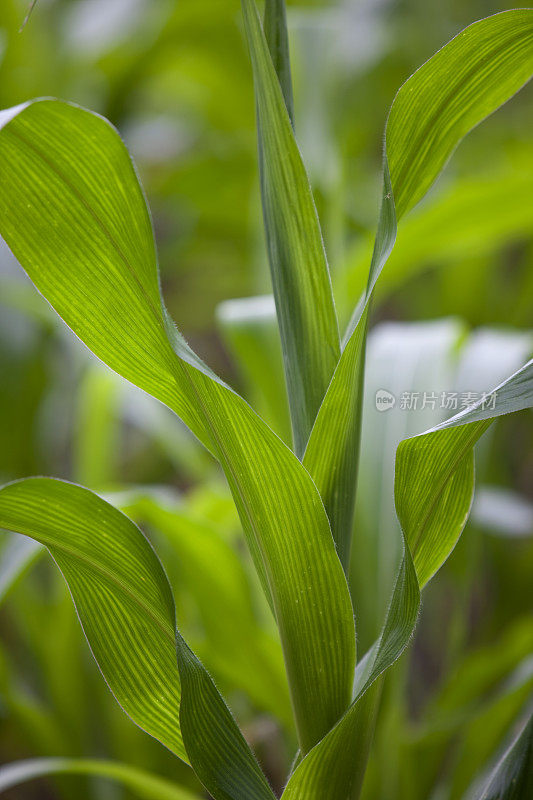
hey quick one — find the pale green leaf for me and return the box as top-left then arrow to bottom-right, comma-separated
121,490 -> 292,729
387,11 -> 533,218
396,359 -> 533,588
351,322 -> 532,646
0,478 -> 186,760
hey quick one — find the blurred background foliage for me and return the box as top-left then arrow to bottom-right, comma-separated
0,0 -> 532,798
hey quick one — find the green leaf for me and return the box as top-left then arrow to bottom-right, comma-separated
121,490 -> 292,729
0,758 -> 201,800
283,360 -> 533,799
396,359 -> 533,588
263,0 -> 294,124
304,8 -> 533,578
387,11 -> 533,219
0,478 -> 277,800
0,97 -> 355,754
242,0 -> 341,456
349,318 -> 465,647
350,322 -> 532,648
302,305 -> 369,571
0,478 -> 186,760
471,714 -> 533,800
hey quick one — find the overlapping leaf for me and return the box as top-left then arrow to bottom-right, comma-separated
0,478 -> 277,800
0,98 -> 355,754
283,361 -> 533,798
242,0 -> 340,456
396,359 -> 533,589
304,8 -> 533,577
121,490 -> 291,727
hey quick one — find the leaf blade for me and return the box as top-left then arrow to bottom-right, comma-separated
0,97 -> 356,754
304,9 -> 533,575
0,478 -> 277,800
242,0 -> 340,456
0,478 -> 186,760
283,360 -> 533,799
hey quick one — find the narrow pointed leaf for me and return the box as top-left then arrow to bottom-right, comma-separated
0,758 -> 201,800
304,8 -> 533,578
242,0 -> 340,456
284,361 -> 533,799
263,0 -> 294,124
0,98 -> 355,753
302,305 -> 369,570
0,478 -> 277,800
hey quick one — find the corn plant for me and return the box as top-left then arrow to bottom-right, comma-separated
0,2 -> 533,798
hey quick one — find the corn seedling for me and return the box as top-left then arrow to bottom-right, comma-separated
0,2 -> 532,798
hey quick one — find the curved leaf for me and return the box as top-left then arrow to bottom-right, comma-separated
0,758 -> 201,800
0,478 -> 185,760
283,361 -> 533,799
396,359 -> 533,589
304,7 -> 533,579
0,478 -> 277,800
0,97 -> 355,754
